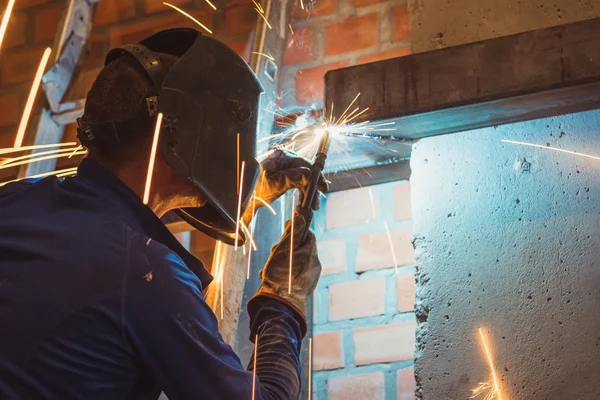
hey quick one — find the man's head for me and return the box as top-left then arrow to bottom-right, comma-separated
77,29 -> 263,244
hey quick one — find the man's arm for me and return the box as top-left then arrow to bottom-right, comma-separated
124,231 -> 303,400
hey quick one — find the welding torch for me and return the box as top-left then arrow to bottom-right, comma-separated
298,128 -> 332,242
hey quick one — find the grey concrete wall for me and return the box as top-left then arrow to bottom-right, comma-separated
409,0 -> 600,53
411,110 -> 600,399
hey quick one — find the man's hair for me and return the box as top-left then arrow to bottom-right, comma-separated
83,52 -> 179,164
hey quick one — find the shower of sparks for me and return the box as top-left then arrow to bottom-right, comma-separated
308,337 -> 313,400
143,113 -> 163,205
289,24 -> 294,34
14,47 -> 52,148
502,139 -> 600,161
0,167 -> 78,187
68,145 -> 83,159
204,0 -> 217,10
252,333 -> 258,400
0,149 -> 86,170
472,327 -> 505,400
252,0 -> 264,12
0,0 -> 15,55
253,196 -> 276,215
251,51 -> 274,61
0,142 -> 77,156
368,187 -> 376,220
383,221 -> 398,274
288,196 -> 295,295
234,161 -> 246,250
163,2 -> 213,34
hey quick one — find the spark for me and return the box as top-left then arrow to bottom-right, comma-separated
146,238 -> 153,246
383,221 -> 398,274
288,196 -> 295,295
144,272 -> 153,282
336,92 -> 361,125
252,0 -> 264,13
143,113 -> 163,205
300,0 -> 304,9
253,196 -> 276,215
0,142 -> 77,156
251,51 -> 274,61
475,327 -> 505,400
252,333 -> 258,400
502,139 -> 600,161
68,145 -> 83,159
241,221 -> 257,251
0,147 -> 80,167
220,269 -> 224,319
289,24 -> 294,34
234,161 -> 246,250
368,187 -> 376,220
14,47 -> 52,148
213,241 -> 223,282
258,133 -> 283,143
328,102 -> 334,124
204,0 -> 217,10
280,198 -> 285,232
237,133 -> 240,194
308,337 -> 313,400
163,2 -> 213,34
0,167 -> 78,187
255,8 -> 272,29
0,149 -> 86,170
0,0 -> 16,55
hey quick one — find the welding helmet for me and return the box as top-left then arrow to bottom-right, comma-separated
77,28 -> 263,245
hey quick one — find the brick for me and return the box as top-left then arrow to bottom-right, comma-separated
397,368 -> 416,400
357,46 -> 411,65
3,12 -> 27,50
93,0 -> 135,27
328,372 -> 384,400
296,61 -> 347,105
325,13 -> 379,57
329,278 -> 385,321
34,4 -> 63,43
0,92 -> 20,128
353,322 -> 416,365
394,181 -> 412,220
224,1 -> 256,36
356,228 -> 414,272
292,0 -> 336,20
313,331 -> 344,370
146,0 -> 192,14
352,0 -> 381,7
1,47 -> 46,85
316,238 -> 346,275
392,4 -> 410,42
109,10 -> 213,48
325,186 -> 376,229
397,272 -> 415,312
283,27 -> 314,66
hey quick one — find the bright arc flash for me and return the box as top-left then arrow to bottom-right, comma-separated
478,327 -> 504,400
383,221 -> 398,274
252,334 -> 258,400
502,139 -> 600,161
288,196 -> 295,295
163,2 -> 213,34
0,0 -> 16,55
234,161 -> 246,250
0,142 -> 77,156
14,47 -> 52,148
143,113 -> 163,205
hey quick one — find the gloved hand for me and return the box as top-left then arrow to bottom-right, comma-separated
242,149 -> 328,225
247,211 -> 321,337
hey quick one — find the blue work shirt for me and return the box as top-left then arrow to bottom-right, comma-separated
0,159 -> 302,399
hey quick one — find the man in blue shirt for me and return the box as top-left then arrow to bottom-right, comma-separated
0,28 -> 325,399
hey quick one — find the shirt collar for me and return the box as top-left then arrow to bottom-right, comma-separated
76,158 -> 214,288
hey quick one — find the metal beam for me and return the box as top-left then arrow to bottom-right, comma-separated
325,17 -> 600,139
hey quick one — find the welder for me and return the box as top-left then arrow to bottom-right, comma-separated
0,28 -> 327,399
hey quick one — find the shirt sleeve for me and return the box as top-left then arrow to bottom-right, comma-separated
123,233 -> 302,400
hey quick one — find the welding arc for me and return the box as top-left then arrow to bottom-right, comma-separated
299,130 -> 331,242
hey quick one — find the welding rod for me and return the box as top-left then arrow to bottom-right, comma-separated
298,129 -> 331,242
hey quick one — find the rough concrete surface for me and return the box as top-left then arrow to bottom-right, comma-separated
411,110 -> 600,399
409,0 -> 600,53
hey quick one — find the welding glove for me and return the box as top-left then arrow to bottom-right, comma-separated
243,149 -> 328,225
247,211 -> 321,337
